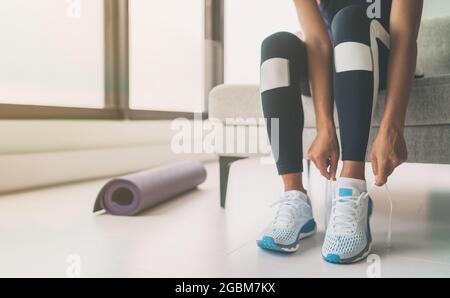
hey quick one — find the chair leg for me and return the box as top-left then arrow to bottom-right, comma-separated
219,156 -> 247,208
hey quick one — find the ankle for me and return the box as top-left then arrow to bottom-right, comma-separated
340,172 -> 366,180
340,161 -> 366,180
282,173 -> 306,193
284,186 -> 307,194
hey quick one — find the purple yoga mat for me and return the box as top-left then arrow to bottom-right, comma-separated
93,160 -> 207,216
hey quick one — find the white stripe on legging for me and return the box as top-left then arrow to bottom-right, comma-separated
334,42 -> 373,73
260,58 -> 290,93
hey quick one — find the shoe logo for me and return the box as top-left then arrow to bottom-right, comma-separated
339,188 -> 353,197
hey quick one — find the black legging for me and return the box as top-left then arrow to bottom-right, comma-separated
261,5 -> 390,175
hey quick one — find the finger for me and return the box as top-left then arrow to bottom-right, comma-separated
371,154 -> 378,176
330,154 -> 339,181
326,157 -> 333,176
376,163 -> 389,186
316,158 -> 331,180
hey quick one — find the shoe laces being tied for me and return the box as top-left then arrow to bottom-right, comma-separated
331,191 -> 369,235
270,192 -> 308,228
327,181 -> 394,248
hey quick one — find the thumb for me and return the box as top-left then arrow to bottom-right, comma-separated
376,164 -> 389,186
316,158 -> 331,180
371,154 -> 379,177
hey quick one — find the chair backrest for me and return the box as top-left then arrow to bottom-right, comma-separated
418,17 -> 450,76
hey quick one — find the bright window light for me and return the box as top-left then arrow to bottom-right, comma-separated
129,0 -> 205,113
0,0 -> 104,108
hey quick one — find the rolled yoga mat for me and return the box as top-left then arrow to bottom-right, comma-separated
93,160 -> 207,216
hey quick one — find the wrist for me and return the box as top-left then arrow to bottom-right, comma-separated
379,106 -> 407,133
379,119 -> 405,134
316,123 -> 336,136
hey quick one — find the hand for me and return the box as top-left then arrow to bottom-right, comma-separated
370,127 -> 408,186
308,130 -> 340,180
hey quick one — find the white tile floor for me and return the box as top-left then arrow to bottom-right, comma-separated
0,158 -> 449,278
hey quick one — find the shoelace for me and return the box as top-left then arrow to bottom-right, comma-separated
270,195 -> 306,228
327,180 -> 393,248
330,192 -> 368,235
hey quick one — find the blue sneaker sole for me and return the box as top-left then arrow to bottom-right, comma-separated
257,219 -> 317,253
322,243 -> 373,265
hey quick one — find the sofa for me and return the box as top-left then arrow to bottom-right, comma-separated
209,17 -> 450,208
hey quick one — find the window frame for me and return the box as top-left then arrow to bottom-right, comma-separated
0,0 -> 223,120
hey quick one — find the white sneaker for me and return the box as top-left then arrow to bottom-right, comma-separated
322,182 -> 373,264
257,191 -> 317,253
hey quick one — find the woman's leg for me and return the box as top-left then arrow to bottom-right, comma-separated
331,5 -> 390,179
260,32 -> 309,192
321,5 -> 391,264
257,32 -> 317,253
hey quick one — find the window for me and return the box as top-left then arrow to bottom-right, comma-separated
224,0 -> 300,84
0,0 -> 210,119
0,0 -> 104,108
129,0 -> 205,113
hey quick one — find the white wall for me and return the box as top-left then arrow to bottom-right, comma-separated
424,0 -> 450,19
224,0 -> 299,85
